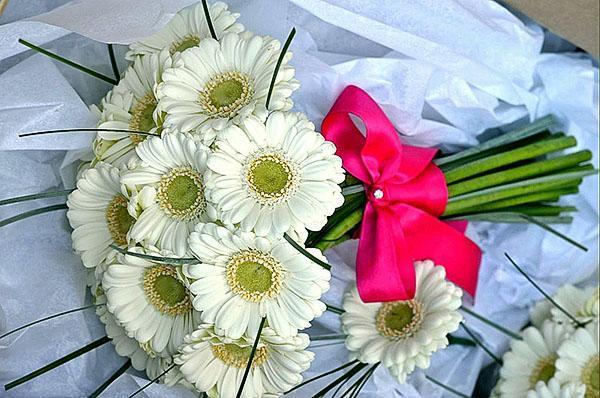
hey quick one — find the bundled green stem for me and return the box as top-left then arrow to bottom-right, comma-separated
309,116 -> 596,251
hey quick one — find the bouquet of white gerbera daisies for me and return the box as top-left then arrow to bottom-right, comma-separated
0,1 -> 597,397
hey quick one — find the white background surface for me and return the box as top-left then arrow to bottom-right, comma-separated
0,1 -> 598,397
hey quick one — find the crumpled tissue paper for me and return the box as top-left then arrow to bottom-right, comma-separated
0,1 -> 597,397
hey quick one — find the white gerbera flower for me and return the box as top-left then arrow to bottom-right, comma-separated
205,112 -> 344,237
175,324 -> 314,397
158,33 -> 300,145
530,285 -> 599,328
499,320 -> 572,398
121,132 -> 216,256
186,223 -> 330,339
526,378 -> 586,398
126,2 -> 244,59
555,321 -> 599,398
93,50 -> 174,166
67,162 -> 134,269
341,260 -> 463,384
102,248 -> 200,357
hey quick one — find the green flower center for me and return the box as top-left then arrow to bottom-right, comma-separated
105,195 -> 134,246
376,300 -> 424,340
199,71 -> 253,118
170,35 -> 200,54
582,355 -> 599,398
156,167 -> 205,221
143,265 -> 192,316
129,93 -> 158,145
226,250 -> 284,302
246,153 -> 297,205
529,355 -> 557,388
212,344 -> 268,368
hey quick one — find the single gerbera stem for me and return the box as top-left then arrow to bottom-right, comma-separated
504,253 -> 587,326
18,39 -> 118,85
266,27 -> 296,109
19,128 -> 155,138
107,44 -> 120,81
235,317 -> 267,398
0,304 -> 100,340
4,336 -> 111,391
109,244 -> 199,265
128,365 -> 175,398
88,360 -> 131,398
201,0 -> 218,40
286,360 -> 359,393
283,233 -> 331,270
0,189 -> 73,207
459,322 -> 502,365
459,306 -> 521,340
425,375 -> 469,398
0,204 -> 67,229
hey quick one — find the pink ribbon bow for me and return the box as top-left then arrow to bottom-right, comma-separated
322,85 -> 481,302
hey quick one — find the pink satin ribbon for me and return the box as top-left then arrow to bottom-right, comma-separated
322,85 -> 481,302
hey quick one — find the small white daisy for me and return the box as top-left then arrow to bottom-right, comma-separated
67,162 -> 134,269
121,132 -> 216,256
102,247 -> 200,357
341,260 -> 463,384
186,223 -> 330,339
93,50 -> 175,166
175,324 -> 314,397
205,112 -> 344,237
127,2 -> 244,59
530,285 -> 599,329
499,320 -> 572,398
526,378 -> 586,398
555,321 -> 599,398
158,33 -> 300,145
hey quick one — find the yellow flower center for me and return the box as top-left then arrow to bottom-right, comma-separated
143,265 -> 192,316
375,300 -> 424,340
529,355 -> 557,388
246,152 -> 298,205
226,250 -> 284,303
129,93 -> 158,145
105,195 -> 134,246
199,71 -> 253,118
212,344 -> 268,368
170,35 -> 200,54
156,167 -> 205,221
582,354 -> 599,398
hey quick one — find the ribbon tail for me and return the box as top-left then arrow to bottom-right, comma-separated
396,205 -> 481,298
356,204 -> 416,302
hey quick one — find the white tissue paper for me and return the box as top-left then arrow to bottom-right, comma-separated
0,0 -> 598,397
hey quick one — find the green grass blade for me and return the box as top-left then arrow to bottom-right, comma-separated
0,189 -> 73,206
0,204 -> 68,228
283,234 -> 331,270
266,28 -> 296,108
88,360 -> 131,398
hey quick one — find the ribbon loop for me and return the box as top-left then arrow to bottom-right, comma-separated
322,85 -> 481,302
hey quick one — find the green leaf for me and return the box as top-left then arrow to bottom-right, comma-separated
19,39 -> 118,85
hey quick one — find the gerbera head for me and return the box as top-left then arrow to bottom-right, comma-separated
500,320 -> 571,397
341,260 -> 463,384
67,162 -> 135,269
175,324 -> 314,397
158,33 -> 300,145
556,321 -> 599,398
526,378 -> 586,398
530,286 -> 599,329
93,50 -> 173,166
121,132 -> 216,256
103,247 -> 200,356
126,2 -> 244,59
186,223 -> 330,339
205,112 -> 344,237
